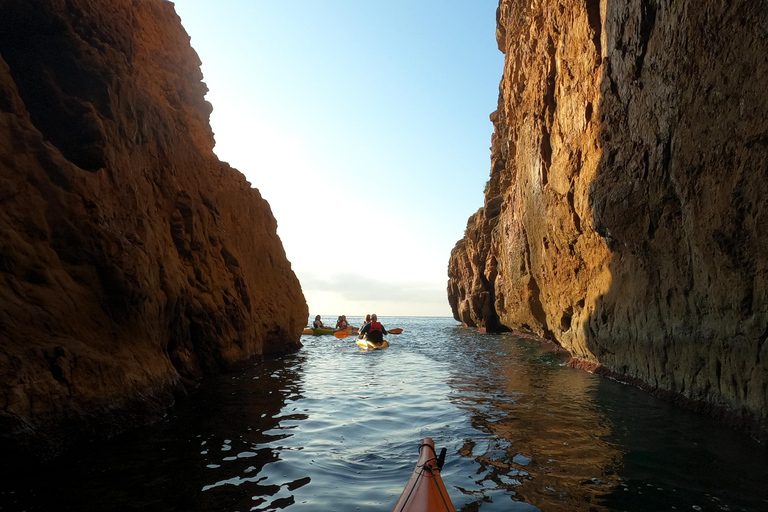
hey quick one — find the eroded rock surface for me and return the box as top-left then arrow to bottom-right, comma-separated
0,0 -> 307,458
448,0 -> 768,439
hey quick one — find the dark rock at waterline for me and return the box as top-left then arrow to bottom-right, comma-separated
448,0 -> 768,440
0,0 -> 307,460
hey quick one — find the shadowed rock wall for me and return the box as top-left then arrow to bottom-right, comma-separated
0,0 -> 307,458
448,0 -> 768,439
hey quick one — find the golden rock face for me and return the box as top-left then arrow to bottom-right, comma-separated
0,0 -> 307,458
448,0 -> 768,440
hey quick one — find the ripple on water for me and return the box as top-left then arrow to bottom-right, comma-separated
3,317 -> 768,512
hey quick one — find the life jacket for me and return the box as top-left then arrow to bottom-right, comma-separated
369,321 -> 383,333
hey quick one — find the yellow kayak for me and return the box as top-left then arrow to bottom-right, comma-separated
356,336 -> 389,350
391,438 -> 456,512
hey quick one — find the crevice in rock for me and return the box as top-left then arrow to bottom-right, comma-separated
635,0 -> 658,79
757,326 -> 768,367
528,276 -> 554,339
541,124 -> 552,187
585,0 -> 602,61
560,306 -> 573,331
170,191 -> 196,259
220,246 -> 252,313
567,189 -> 581,233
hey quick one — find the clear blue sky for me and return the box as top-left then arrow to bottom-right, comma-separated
172,1 -> 503,318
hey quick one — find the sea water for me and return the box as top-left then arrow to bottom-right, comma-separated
2,316 -> 767,511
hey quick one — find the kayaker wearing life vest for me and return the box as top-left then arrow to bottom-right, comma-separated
359,314 -> 388,343
335,316 -> 349,329
313,315 -> 326,329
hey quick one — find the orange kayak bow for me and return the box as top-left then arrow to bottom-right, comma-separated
391,438 -> 456,512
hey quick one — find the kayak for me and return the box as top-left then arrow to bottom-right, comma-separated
391,438 -> 456,512
302,327 -> 357,336
356,335 -> 389,350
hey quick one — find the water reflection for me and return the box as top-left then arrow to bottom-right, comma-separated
0,353 -> 308,512
3,318 -> 768,512
191,355 -> 310,511
438,326 -> 768,512
595,378 -> 768,511
442,329 -> 623,511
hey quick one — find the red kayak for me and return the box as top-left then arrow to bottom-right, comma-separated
391,438 -> 456,512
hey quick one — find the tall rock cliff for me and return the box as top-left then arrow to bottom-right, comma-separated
449,0 -> 768,440
0,0 -> 308,458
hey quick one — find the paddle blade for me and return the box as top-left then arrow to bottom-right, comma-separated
301,328 -> 314,335
388,328 -> 403,334
334,331 -> 351,339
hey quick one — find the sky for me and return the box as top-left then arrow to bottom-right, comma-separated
171,1 -> 504,318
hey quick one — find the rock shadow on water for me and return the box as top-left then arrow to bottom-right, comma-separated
0,354 -> 309,512
592,378 -> 768,512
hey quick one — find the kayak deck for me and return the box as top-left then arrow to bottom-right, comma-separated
391,438 -> 456,512
356,336 -> 389,350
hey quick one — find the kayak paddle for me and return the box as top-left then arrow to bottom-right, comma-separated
336,328 -> 402,339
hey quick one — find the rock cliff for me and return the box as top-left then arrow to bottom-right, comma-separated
0,0 -> 307,458
448,0 -> 768,440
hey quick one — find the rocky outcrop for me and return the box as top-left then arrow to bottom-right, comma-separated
448,0 -> 768,440
0,0 -> 308,459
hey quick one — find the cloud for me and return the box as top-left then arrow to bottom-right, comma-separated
296,270 -> 453,317
299,271 -> 445,302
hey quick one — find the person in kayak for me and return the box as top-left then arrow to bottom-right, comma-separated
313,315 -> 326,329
335,316 -> 349,329
359,314 -> 372,334
359,314 -> 388,343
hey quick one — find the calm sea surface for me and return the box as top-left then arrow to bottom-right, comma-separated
2,316 -> 768,512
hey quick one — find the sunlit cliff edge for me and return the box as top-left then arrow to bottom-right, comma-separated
448,0 -> 768,440
0,0 -> 308,459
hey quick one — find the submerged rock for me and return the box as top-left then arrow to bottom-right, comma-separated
0,0 -> 307,459
448,0 -> 768,440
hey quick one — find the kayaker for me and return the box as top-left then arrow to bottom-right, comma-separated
359,314 -> 388,343
312,315 -> 326,329
335,316 -> 349,329
358,314 -> 372,334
